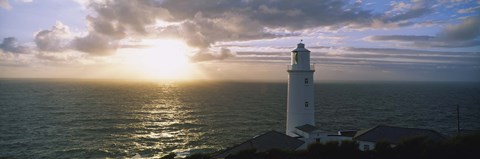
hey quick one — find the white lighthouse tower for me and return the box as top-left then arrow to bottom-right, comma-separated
286,42 -> 315,137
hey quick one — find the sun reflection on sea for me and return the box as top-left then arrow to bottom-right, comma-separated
126,83 -> 206,158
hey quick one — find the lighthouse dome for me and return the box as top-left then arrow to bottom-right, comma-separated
292,43 -> 310,52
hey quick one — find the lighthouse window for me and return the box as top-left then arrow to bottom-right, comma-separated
294,52 -> 298,64
305,102 -> 309,107
304,78 -> 309,84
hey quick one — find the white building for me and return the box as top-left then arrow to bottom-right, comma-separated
286,42 -> 315,137
286,42 -> 352,148
293,124 -> 352,149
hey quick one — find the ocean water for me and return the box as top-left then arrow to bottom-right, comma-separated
0,79 -> 479,158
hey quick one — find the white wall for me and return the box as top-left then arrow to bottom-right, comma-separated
296,133 -> 353,150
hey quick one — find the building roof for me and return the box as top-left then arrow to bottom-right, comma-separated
338,130 -> 357,137
353,125 -> 446,145
212,131 -> 304,158
295,124 -> 320,133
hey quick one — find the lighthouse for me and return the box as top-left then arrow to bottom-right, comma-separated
286,42 -> 315,137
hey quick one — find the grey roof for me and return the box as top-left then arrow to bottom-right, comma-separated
353,125 -> 445,145
213,131 -> 304,158
338,130 -> 357,137
295,124 -> 320,133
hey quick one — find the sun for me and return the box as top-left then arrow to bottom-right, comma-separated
123,39 -> 194,79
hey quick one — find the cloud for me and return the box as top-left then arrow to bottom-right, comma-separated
457,6 -> 480,14
15,0 -> 32,3
0,38 -> 34,67
34,0 -> 470,59
345,47 -> 479,56
156,12 -> 286,51
73,0 -> 379,60
34,51 -> 85,64
0,53 -> 32,67
0,37 -> 29,53
367,35 -> 480,48
437,15 -> 480,41
87,0 -> 171,36
31,21 -> 121,56
231,47 -> 480,73
161,0 -> 373,30
65,0 -> 173,55
383,0 -> 433,22
34,21 -> 72,52
343,47 -> 480,65
0,0 -> 33,10
366,15 -> 480,48
414,40 -> 480,48
85,15 -> 126,39
0,0 -> 11,10
353,0 -> 433,29
367,35 -> 434,41
72,32 -> 118,56
189,48 -> 235,62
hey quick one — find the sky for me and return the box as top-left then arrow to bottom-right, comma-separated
0,0 -> 479,82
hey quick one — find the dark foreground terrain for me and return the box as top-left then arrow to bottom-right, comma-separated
168,132 -> 479,159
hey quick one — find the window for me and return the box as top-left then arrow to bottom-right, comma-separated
294,52 -> 298,64
304,78 -> 309,84
363,145 -> 370,151
305,102 -> 309,107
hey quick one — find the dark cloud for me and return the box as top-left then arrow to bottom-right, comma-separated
367,35 -> 480,48
367,35 -> 434,41
413,40 -> 480,48
70,0 -> 170,55
0,37 -> 29,53
366,15 -> 480,48
72,32 -> 117,56
87,0 -> 171,36
31,21 -> 121,56
345,47 -> 479,56
161,0 -> 373,30
437,15 -> 480,41
34,22 -> 71,52
343,47 -> 480,64
156,12 -> 296,47
85,15 -> 126,39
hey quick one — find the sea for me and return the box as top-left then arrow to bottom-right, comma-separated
0,79 -> 479,158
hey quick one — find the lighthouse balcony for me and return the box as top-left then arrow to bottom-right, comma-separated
287,64 -> 315,71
